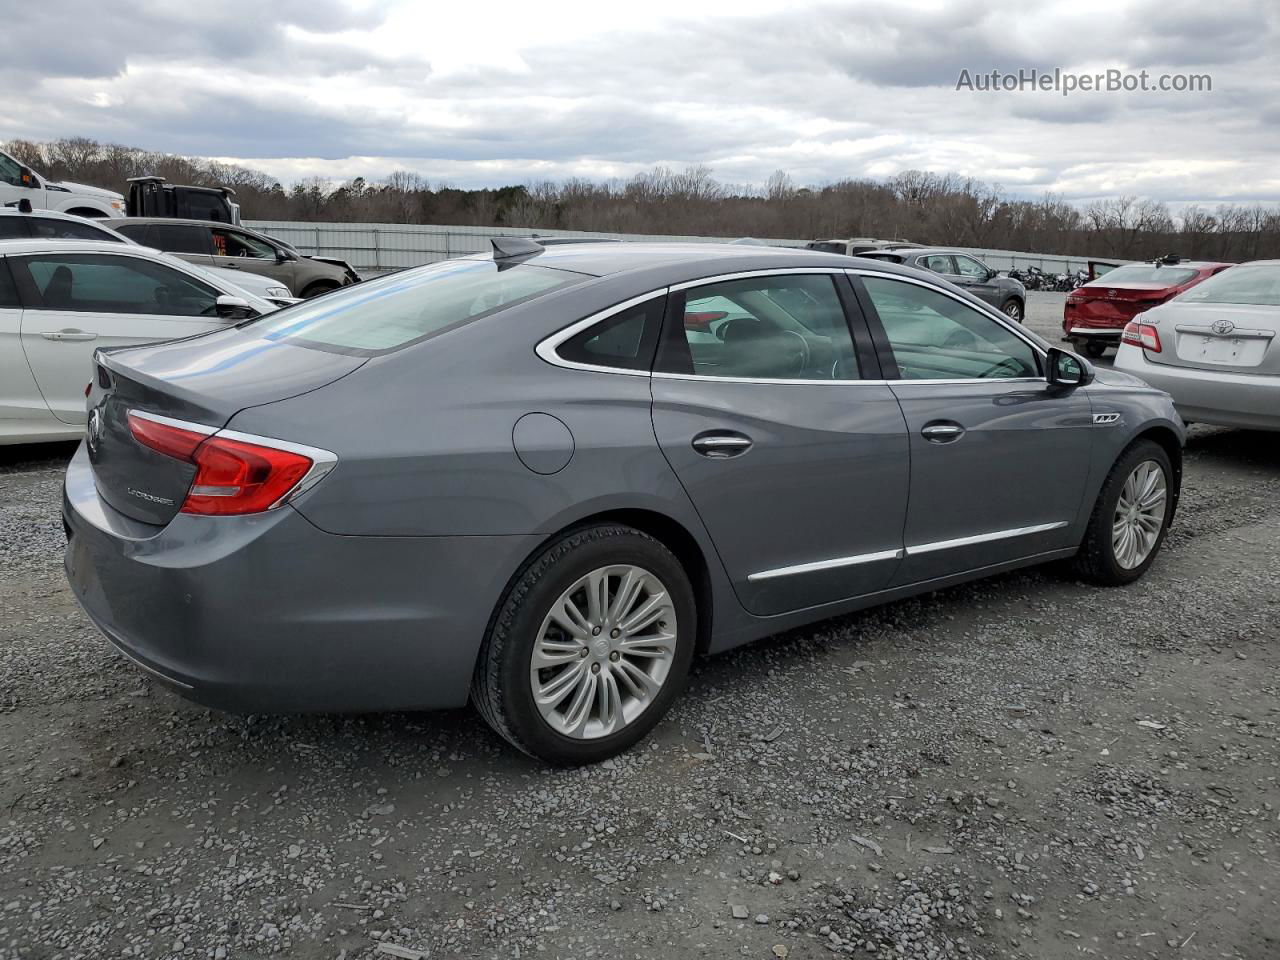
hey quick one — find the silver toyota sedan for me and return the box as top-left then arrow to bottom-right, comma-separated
1114,260 -> 1280,431
64,240 -> 1184,763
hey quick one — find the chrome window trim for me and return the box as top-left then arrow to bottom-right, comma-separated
669,266 -> 852,293
847,269 -> 1050,379
534,288 -> 669,377
744,521 -> 1070,581
126,410 -> 338,510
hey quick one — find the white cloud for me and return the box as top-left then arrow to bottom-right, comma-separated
4,0 -> 1277,204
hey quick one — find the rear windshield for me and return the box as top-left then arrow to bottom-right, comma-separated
1084,265 -> 1197,287
250,259 -> 585,356
1176,265 -> 1278,306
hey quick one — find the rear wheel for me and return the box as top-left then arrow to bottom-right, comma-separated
472,524 -> 696,764
1083,340 -> 1109,359
1000,297 -> 1024,322
1073,439 -> 1173,585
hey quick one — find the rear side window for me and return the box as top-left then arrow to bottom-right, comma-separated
1085,265 -> 1197,286
556,297 -> 665,371
27,217 -> 120,241
149,224 -> 211,255
1176,265 -> 1280,306
111,222 -> 150,242
16,254 -> 220,317
656,274 -> 860,380
252,258 -> 585,356
0,217 -> 30,240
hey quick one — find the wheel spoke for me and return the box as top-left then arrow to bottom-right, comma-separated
615,657 -> 661,699
619,592 -> 670,636
532,638 -> 584,669
607,568 -> 645,625
536,661 -> 587,707
585,569 -> 609,625
562,670 -> 598,732
551,597 -> 592,641
596,670 -> 621,733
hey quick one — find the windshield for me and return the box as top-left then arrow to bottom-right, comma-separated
249,258 -> 585,355
1084,265 -> 1197,287
1176,264 -> 1277,305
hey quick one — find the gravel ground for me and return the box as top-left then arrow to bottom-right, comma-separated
1,317 -> 1277,959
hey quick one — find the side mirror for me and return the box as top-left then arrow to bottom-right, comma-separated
1046,346 -> 1095,388
19,167 -> 37,188
274,248 -> 292,263
215,294 -> 256,321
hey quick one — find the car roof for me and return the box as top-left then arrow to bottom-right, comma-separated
881,247 -> 980,258
0,238 -> 174,257
105,216 -> 246,230
0,207 -> 112,224
457,241 -> 896,281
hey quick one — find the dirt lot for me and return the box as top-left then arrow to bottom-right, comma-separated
1,292 -> 1277,959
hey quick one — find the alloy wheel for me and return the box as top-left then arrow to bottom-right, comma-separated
1112,460 -> 1167,569
530,565 -> 677,739
1003,301 -> 1023,321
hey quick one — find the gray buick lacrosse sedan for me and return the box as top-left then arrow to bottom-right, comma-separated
65,239 -> 1184,763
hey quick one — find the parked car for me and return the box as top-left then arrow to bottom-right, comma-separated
0,148 -> 125,218
857,247 -> 1027,321
806,237 -> 921,256
1064,258 -> 1232,358
1114,260 -> 1280,431
0,207 -> 296,306
106,218 -> 358,298
0,239 -> 276,444
63,240 -> 1184,763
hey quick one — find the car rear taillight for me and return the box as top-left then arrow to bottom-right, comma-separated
127,412 -> 331,516
1121,322 -> 1162,352
684,310 -> 727,332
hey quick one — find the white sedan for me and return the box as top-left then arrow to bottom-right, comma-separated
1115,260 -> 1280,431
0,239 -> 277,444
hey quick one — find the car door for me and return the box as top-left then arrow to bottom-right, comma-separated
0,257 -> 57,432
11,252 -> 226,424
852,270 -> 1093,586
650,270 -> 910,616
209,226 -> 290,286
950,254 -> 1002,306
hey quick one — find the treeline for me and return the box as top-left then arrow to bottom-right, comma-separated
8,137 -> 1280,261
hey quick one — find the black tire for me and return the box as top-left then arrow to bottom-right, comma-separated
1000,297 -> 1024,323
1084,340 -> 1109,359
1072,439 -> 1173,586
301,281 -> 339,299
471,524 -> 696,764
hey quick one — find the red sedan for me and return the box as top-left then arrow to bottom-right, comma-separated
1064,259 -> 1233,357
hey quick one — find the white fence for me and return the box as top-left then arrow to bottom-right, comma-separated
245,219 -> 1115,277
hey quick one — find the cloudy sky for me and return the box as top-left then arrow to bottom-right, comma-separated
3,0 -> 1277,205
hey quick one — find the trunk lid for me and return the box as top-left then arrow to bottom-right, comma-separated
1141,301 -> 1280,375
1066,283 -> 1177,329
88,326 -> 365,525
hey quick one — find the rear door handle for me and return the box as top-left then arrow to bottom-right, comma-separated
41,329 -> 98,342
692,433 -> 753,458
921,421 -> 965,443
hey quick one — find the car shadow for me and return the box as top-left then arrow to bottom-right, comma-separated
1184,425 -> 1280,470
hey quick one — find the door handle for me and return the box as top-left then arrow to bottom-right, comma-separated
41,329 -> 98,342
921,421 -> 965,443
691,433 -> 753,458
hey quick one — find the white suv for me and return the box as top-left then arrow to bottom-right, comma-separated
0,149 -> 125,218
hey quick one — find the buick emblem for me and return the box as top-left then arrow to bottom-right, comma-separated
1107,289 -> 1117,298
1210,319 -> 1235,335
87,408 -> 104,452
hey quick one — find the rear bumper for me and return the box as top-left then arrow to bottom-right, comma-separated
62,443 -> 539,712
1067,327 -> 1123,341
1113,345 -> 1280,431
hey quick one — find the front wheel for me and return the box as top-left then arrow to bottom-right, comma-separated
1073,439 -> 1173,585
472,525 -> 696,764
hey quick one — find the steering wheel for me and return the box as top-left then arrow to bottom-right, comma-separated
780,330 -> 811,375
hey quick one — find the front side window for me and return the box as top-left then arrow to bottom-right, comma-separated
250,258 -> 584,356
861,276 -> 1039,380
212,229 -> 275,260
656,274 -> 860,380
556,297 -> 665,371
16,254 -> 220,317
952,256 -> 989,279
0,153 -> 23,185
